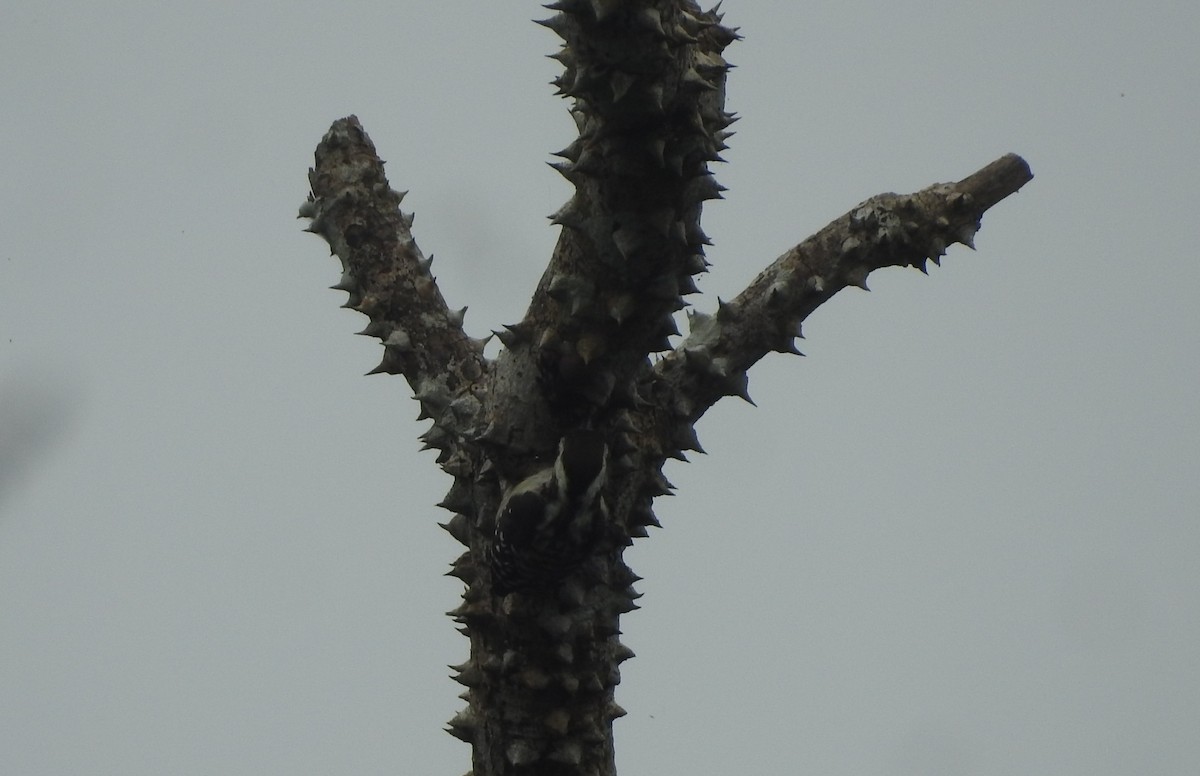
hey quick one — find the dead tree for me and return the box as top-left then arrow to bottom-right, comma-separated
298,2 -> 1031,774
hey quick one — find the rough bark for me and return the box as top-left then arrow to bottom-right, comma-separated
298,2 -> 1031,774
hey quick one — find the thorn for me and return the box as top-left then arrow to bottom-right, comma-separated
437,481 -> 472,513
686,309 -> 712,331
682,67 -> 716,91
549,199 -> 587,230
667,22 -> 698,44
551,138 -> 583,162
365,353 -> 402,376
649,335 -> 673,352
476,421 -> 507,447
413,378 -> 452,413
439,513 -> 471,546
506,739 -> 542,766
607,294 -> 635,324
329,271 -> 356,292
547,160 -> 583,185
440,451 -> 472,478
547,273 -> 592,304
957,223 -> 978,250
575,334 -> 606,365
612,643 -> 636,662
420,424 -> 451,452
534,15 -> 571,39
383,329 -> 412,351
777,337 -> 805,357
722,369 -> 755,405
629,505 -> 661,529
450,663 -> 484,687
494,323 -> 529,349
355,321 -> 389,339
589,0 -> 617,21
611,225 -> 647,260
685,252 -> 710,274
633,6 -> 664,35
610,71 -> 636,102
683,174 -> 726,204
642,470 -> 675,497
846,266 -> 870,291
675,424 -> 705,454
446,709 -> 479,743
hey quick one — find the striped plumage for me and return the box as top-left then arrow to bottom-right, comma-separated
490,430 -> 608,595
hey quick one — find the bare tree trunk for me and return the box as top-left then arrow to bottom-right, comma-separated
298,2 -> 1031,774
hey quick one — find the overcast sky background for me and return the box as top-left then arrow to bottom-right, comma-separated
2,2 -> 1197,774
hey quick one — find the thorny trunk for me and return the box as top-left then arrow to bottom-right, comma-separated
298,2 -> 1031,774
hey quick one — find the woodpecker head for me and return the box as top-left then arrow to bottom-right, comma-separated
555,429 -> 608,505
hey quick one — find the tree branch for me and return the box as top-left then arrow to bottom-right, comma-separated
301,116 -> 488,432
478,1 -> 739,451
655,153 -> 1033,421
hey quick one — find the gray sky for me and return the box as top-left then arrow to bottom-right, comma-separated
2,2 -> 1197,774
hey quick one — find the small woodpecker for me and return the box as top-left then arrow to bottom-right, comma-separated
489,430 -> 609,595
